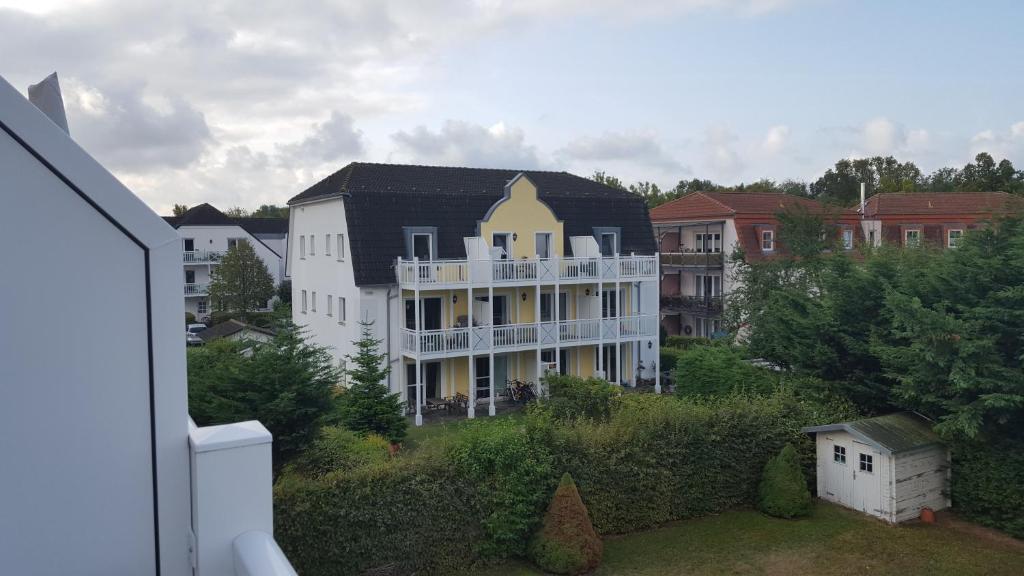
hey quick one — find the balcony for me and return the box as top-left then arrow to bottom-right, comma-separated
661,295 -> 724,316
400,314 -> 659,359
185,282 -> 209,296
396,255 -> 658,288
184,249 -> 225,264
661,251 -> 724,268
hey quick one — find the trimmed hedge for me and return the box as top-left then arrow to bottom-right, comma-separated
542,373 -> 619,421
951,438 -> 1024,538
672,345 -> 777,397
664,335 -> 712,350
274,389 -> 857,575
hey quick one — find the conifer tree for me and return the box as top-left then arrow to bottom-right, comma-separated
336,320 -> 407,443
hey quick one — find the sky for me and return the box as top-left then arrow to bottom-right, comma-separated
2,0 -> 1023,214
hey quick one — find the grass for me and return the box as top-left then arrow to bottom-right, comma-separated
403,410 -> 524,451
476,503 -> 1024,576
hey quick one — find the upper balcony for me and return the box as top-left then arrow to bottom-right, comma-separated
661,251 -> 724,269
661,294 -> 724,316
185,282 -> 209,296
397,254 -> 658,289
184,249 -> 225,264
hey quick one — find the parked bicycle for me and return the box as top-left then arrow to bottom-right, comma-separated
506,378 -> 537,404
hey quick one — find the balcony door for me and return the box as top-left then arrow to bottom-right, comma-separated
183,238 -> 194,252
492,232 -> 512,259
406,361 -> 440,404
405,297 -> 442,330
696,274 -> 722,298
412,233 -> 433,261
540,291 -> 568,322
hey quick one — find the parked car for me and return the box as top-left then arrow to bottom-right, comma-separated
186,323 -> 207,346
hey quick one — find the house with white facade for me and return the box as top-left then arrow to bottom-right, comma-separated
287,163 -> 661,424
164,204 -> 286,322
1,73 -> 294,575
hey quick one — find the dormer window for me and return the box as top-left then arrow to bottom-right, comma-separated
761,229 -> 775,252
412,233 -> 432,260
404,227 -> 437,261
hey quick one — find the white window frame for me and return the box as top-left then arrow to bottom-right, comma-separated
300,235 -> 306,259
311,291 -> 317,313
695,232 -> 722,253
858,453 -> 873,473
227,237 -> 246,250
412,232 -> 434,261
301,290 -> 308,313
761,229 -> 774,252
947,229 -> 963,248
905,229 -> 921,247
309,234 -> 316,256
491,232 -> 512,259
535,232 -> 552,260
197,300 -> 208,315
833,444 -> 846,464
338,296 -> 346,324
842,228 -> 854,250
327,294 -> 333,317
600,232 -> 618,257
325,234 -> 331,256
337,233 -> 345,261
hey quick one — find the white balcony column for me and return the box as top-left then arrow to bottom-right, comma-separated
414,257 -> 423,427
535,277 -> 542,389
467,285 -> 475,419
655,251 -> 663,394
615,252 -> 622,386
597,278 -> 604,380
488,351 -> 496,416
552,254 -> 560,392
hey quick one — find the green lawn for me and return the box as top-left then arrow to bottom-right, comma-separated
403,410 -> 524,451
477,503 -> 1024,576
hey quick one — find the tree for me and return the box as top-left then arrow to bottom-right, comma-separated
172,203 -> 189,216
758,444 -> 813,518
251,204 -> 289,218
775,204 -> 836,259
527,473 -> 603,575
590,170 -> 627,191
336,320 -> 407,443
187,325 -> 339,464
208,240 -> 275,320
224,206 -> 249,218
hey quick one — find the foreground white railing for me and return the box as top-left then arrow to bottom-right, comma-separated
189,419 -> 296,576
184,249 -> 225,264
397,254 -> 658,286
185,282 -> 209,296
400,314 -> 659,356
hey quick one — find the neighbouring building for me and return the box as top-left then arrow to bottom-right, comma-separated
2,73 -> 294,575
287,163 -> 661,424
855,191 -> 1022,248
197,319 -> 276,344
803,413 -> 950,523
650,191 -> 859,338
163,203 -> 287,322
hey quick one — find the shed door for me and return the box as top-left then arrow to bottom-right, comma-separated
823,435 -> 854,508
852,441 -> 884,517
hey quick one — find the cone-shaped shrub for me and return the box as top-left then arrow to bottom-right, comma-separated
758,443 -> 813,518
528,473 -> 603,575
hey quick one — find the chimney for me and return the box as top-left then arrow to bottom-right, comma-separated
27,72 -> 69,135
859,182 -> 866,218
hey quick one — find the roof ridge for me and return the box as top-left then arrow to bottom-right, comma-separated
348,160 -> 568,175
696,191 -> 737,214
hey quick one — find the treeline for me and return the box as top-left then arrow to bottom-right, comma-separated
595,151 -> 1024,208
171,203 -> 288,218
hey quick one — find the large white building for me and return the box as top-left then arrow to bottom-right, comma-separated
287,163 -> 661,424
2,73 -> 293,575
164,204 -> 287,322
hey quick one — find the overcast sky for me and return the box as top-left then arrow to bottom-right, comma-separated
3,0 -> 1022,214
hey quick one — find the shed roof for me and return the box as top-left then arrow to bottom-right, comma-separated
802,412 -> 942,454
197,319 -> 275,343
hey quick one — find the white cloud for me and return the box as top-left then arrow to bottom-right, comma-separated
556,130 -> 685,173
703,124 -> 744,178
968,122 -> 1024,160
761,125 -> 789,155
390,120 -> 541,168
861,117 -> 901,155
277,112 -> 365,164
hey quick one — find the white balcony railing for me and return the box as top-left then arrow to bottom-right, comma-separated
396,255 -> 657,287
400,314 -> 659,357
184,249 -> 225,264
185,282 -> 209,296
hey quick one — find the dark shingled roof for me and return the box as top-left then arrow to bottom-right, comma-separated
167,203 -> 236,227
234,217 -> 288,235
197,319 -> 275,343
287,162 -> 657,286
803,412 -> 942,454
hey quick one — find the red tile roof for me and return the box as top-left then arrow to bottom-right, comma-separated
650,191 -> 835,221
859,192 -> 1021,217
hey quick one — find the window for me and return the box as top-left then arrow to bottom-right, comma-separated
602,289 -> 619,319
338,297 -> 346,324
185,270 -> 196,284
197,300 -> 208,315
337,233 -> 345,260
227,238 -> 247,250
535,232 -> 552,259
327,294 -> 333,316
183,238 -> 195,252
869,230 -> 876,246
761,229 -> 774,251
859,453 -> 873,473
600,232 -> 617,257
842,229 -> 854,250
309,234 -> 315,256
695,232 -> 722,253
300,235 -> 306,259
492,233 -> 511,259
412,233 -> 433,261
301,290 -> 308,313
905,229 -> 921,247
948,229 -> 963,248
311,291 -> 317,312
833,445 -> 846,464
325,234 -> 331,256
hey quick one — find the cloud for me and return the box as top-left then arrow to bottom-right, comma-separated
390,120 -> 541,168
703,124 -> 744,178
968,122 -> 1024,159
556,130 -> 684,173
277,112 -> 365,163
760,125 -> 789,155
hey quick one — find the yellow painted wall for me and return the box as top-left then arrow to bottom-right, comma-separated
479,175 -> 564,259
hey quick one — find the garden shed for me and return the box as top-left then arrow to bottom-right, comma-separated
803,412 -> 950,523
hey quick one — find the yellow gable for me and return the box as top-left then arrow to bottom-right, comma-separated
479,174 -> 564,258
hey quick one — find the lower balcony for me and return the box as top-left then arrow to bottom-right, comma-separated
661,295 -> 723,316
400,314 -> 659,359
185,282 -> 209,296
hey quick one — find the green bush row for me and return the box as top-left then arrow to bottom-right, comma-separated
273,389 -> 857,575
950,437 -> 1024,538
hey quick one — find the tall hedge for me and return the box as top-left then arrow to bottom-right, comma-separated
274,389 -> 856,575
951,438 -> 1024,538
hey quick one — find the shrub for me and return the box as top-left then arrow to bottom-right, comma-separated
528,473 -> 603,575
673,345 -> 777,397
951,438 -> 1024,538
664,335 -> 712,350
185,311 -> 196,325
660,346 -> 686,375
283,427 -> 390,479
542,374 -> 619,421
758,443 -> 813,518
